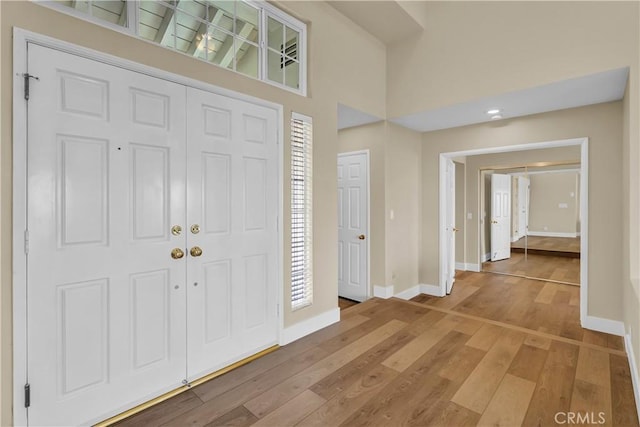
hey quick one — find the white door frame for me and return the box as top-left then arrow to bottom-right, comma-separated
439,137 -> 589,325
12,28 -> 284,426
445,158 -> 456,293
337,150 -> 371,301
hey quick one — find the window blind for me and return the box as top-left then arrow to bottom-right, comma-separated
291,113 -> 313,310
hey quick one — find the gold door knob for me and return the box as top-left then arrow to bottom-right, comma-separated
171,225 -> 182,236
171,248 -> 185,259
190,246 -> 203,257
453,227 -> 459,232
358,235 -> 366,240
491,220 -> 498,224
191,224 -> 200,234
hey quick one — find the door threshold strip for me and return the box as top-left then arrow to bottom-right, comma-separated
94,345 -> 280,427
480,270 -> 580,287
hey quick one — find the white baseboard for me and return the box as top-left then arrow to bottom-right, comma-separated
625,333 -> 640,422
373,285 -> 394,299
419,283 -> 446,297
581,315 -> 625,336
280,307 -> 340,345
456,263 -> 481,272
394,283 -> 445,300
466,263 -> 481,272
527,231 -> 578,238
394,285 -> 421,300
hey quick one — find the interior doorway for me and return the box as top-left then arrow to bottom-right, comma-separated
439,138 -> 588,325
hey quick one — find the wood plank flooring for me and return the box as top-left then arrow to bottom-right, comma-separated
338,297 -> 359,311
512,235 -> 581,254
113,272 -> 636,427
483,252 -> 580,285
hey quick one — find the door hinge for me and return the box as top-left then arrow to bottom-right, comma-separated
24,230 -> 29,255
23,73 -> 40,101
24,383 -> 30,408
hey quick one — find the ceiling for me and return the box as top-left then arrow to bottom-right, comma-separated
337,103 -> 383,130
390,67 -> 630,133
327,1 -> 423,45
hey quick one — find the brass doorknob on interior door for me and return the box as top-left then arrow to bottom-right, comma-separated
453,227 -> 459,232
171,248 -> 185,259
358,235 -> 366,240
190,246 -> 203,257
491,220 -> 498,224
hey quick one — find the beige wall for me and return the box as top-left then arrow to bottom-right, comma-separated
622,11 -> 640,390
0,2 -> 387,424
528,172 -> 580,235
422,102 -> 623,323
387,1 -> 638,117
385,122 -> 421,293
338,122 -> 386,289
337,121 -> 422,295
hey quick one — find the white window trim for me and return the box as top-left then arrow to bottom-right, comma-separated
291,112 -> 313,310
33,0 -> 307,96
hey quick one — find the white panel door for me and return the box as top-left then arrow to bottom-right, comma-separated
26,44 -> 187,426
445,159 -> 456,293
337,152 -> 369,302
490,174 -> 512,261
185,88 -> 279,380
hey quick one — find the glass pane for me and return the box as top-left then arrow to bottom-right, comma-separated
267,49 -> 283,84
236,2 -> 259,36
139,1 -> 174,45
207,29 -> 234,71
66,0 -> 89,14
284,60 -> 300,90
206,1 -> 234,26
285,26 -> 299,60
237,42 -> 259,79
90,0 -> 126,25
176,0 -> 207,20
267,17 -> 283,51
175,10 -> 203,53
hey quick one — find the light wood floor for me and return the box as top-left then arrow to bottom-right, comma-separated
483,252 -> 580,285
512,236 -> 581,255
338,297 -> 359,311
114,272 -> 636,427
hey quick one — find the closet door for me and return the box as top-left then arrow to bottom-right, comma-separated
185,87 -> 279,380
26,44 -> 188,426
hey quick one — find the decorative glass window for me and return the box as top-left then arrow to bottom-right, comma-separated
291,113 -> 313,310
42,0 -> 306,95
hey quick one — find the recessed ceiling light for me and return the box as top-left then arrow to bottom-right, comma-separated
486,109 -> 501,115
491,114 -> 502,120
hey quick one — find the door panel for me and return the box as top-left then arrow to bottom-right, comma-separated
490,173 -> 512,261
337,153 -> 369,302
27,44 -> 187,426
185,88 -> 278,380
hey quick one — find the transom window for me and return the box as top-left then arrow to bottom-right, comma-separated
44,0 -> 306,95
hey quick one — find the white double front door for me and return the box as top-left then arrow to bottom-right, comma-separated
25,44 -> 278,426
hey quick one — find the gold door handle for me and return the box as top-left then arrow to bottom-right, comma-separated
453,228 -> 459,232
491,220 -> 498,224
190,246 -> 203,257
358,235 -> 366,240
171,248 -> 185,259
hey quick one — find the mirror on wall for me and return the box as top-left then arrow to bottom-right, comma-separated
480,162 -> 581,286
